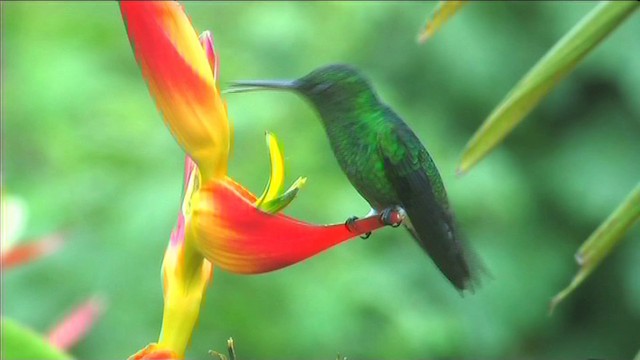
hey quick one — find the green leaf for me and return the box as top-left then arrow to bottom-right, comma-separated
417,1 -> 467,44
550,183 -> 640,313
1,317 -> 72,360
458,1 -> 639,175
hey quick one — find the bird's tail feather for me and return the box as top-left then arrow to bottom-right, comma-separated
403,215 -> 483,293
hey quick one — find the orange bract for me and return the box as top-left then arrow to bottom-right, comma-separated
121,1 -> 229,181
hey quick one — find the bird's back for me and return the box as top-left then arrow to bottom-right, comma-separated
320,104 -> 400,209
319,104 -> 447,210
320,105 -> 474,290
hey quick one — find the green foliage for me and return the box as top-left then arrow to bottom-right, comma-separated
551,183 -> 640,311
459,1 -> 639,174
1,318 -> 71,360
4,2 -> 640,359
437,0 -> 640,308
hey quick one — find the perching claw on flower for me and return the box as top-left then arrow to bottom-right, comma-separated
121,1 -> 404,357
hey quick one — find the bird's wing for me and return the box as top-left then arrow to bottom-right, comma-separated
378,126 -> 473,291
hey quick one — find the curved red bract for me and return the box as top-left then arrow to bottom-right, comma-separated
192,179 -> 390,274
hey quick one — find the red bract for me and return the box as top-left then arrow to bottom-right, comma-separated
193,177 -> 400,274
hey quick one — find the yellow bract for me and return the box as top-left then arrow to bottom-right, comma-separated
159,240 -> 212,356
158,3 -> 216,90
256,132 -> 286,206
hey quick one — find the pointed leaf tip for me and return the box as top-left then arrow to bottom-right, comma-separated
417,1 -> 467,44
550,183 -> 640,312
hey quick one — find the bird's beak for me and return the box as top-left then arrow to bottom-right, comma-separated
224,80 -> 298,94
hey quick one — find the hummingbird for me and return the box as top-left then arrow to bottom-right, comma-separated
227,64 -> 476,291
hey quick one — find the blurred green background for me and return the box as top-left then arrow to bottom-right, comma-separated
3,2 -> 640,359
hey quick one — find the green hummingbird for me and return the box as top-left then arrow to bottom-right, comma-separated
227,64 -> 476,291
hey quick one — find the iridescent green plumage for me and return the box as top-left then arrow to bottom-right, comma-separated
229,64 -> 476,291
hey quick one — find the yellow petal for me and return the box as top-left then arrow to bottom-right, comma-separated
159,232 -> 212,356
256,132 -> 285,207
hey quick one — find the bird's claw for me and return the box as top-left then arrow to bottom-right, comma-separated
380,208 -> 403,227
345,216 -> 358,231
345,216 -> 372,239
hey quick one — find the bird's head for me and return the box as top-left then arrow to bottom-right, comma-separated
226,64 -> 379,112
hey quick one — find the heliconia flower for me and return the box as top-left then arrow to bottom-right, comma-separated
121,1 -> 403,357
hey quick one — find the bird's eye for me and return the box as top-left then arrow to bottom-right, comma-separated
311,82 -> 333,93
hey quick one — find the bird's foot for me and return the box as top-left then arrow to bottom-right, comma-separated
345,216 -> 371,239
345,216 -> 358,231
380,207 -> 403,227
